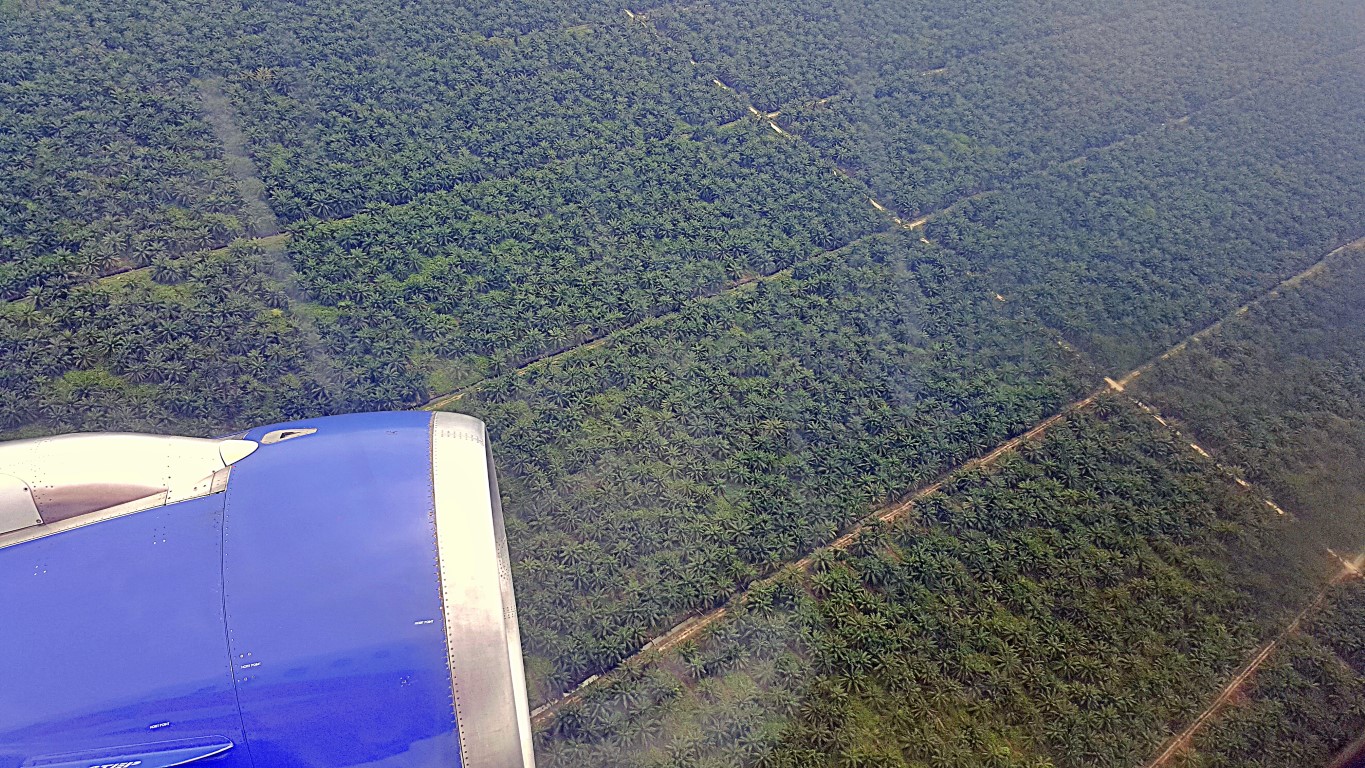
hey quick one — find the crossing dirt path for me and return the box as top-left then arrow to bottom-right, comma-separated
527,234 -> 1365,728
1142,559 -> 1362,768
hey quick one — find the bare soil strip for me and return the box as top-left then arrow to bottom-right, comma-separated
1142,564 -> 1361,768
421,236 -> 875,410
197,76 -> 283,239
527,235 -> 1365,727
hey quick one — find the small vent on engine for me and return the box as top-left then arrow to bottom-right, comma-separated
261,428 -> 318,445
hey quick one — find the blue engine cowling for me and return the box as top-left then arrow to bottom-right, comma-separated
0,412 -> 534,768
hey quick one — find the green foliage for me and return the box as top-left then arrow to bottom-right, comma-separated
538,403 -> 1330,766
0,244 -> 335,435
287,125 -> 884,385
658,0 -> 1365,214
462,231 -> 1088,695
0,7 -> 245,300
650,0 -> 1155,113
224,20 -> 748,221
929,62 -> 1365,370
1174,581 -> 1365,767
1136,243 -> 1365,551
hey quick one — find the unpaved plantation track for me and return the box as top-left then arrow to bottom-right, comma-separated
1114,236 -> 1365,392
420,236 -> 872,411
1142,567 -> 1360,768
528,235 -> 1365,727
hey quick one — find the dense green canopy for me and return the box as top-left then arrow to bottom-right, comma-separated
3,0 -> 1364,762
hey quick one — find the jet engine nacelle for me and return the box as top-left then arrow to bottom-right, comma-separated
0,412 -> 534,768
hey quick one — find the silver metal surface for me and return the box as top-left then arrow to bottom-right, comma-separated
431,413 -> 536,768
0,433 -> 258,549
259,428 -> 316,445
487,438 -> 534,767
0,491 -> 167,549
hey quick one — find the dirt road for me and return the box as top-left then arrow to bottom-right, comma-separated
526,235 -> 1365,728
1143,561 -> 1361,768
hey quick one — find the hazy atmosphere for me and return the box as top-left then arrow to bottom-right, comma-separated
3,0 -> 1365,764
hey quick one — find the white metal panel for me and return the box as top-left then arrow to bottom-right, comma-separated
218,439 -> 259,465
0,473 -> 41,536
0,433 -> 257,548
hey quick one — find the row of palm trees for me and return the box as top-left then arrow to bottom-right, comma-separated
535,404 -> 1345,767
2,9 -> 246,301
0,243 -> 339,435
459,233 -> 1088,698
